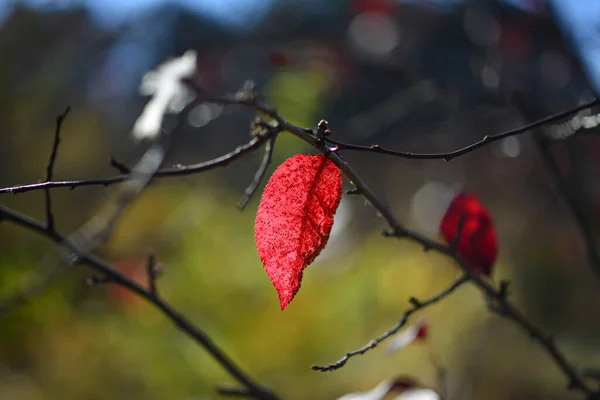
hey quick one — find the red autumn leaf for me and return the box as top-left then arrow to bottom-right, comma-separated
255,154 -> 342,310
109,257 -> 147,309
440,192 -> 498,275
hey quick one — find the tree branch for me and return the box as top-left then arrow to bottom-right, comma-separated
322,98 -> 599,161
201,89 -> 596,397
43,106 -> 70,231
311,274 -> 469,372
0,137 -> 269,195
1,83 -> 597,399
511,95 -> 600,288
0,204 -> 281,400
237,125 -> 278,210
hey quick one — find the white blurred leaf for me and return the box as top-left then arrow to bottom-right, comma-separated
393,388 -> 440,400
337,379 -> 396,400
386,318 -> 428,355
337,377 -> 425,400
132,50 -> 197,140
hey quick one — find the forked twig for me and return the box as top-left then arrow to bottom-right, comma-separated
43,106 -> 70,231
311,274 -> 469,372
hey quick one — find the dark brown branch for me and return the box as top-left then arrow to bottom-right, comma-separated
43,106 -> 70,231
1,84 -> 597,399
202,90 -> 596,397
0,134 -> 271,319
146,254 -> 160,295
0,137 -> 268,195
311,274 -> 469,371
109,157 -> 131,174
0,204 -> 280,400
237,132 -> 278,210
322,98 -> 599,161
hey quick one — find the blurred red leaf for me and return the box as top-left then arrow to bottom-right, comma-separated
440,192 -> 498,275
109,257 -> 147,308
268,50 -> 292,67
255,154 -> 342,310
353,0 -> 395,15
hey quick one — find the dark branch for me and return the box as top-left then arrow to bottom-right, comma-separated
0,135 -> 270,320
323,98 -> 599,161
0,204 -> 280,400
86,275 -> 114,286
1,84 -> 597,399
535,136 -> 600,282
0,137 -> 268,195
43,106 -> 70,231
109,157 -> 131,174
237,131 -> 278,210
512,96 -> 600,288
311,274 -> 469,372
449,214 -> 466,252
146,254 -> 160,295
200,89 -> 595,397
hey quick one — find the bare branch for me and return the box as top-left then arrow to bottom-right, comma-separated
146,254 -> 160,296
0,137 -> 269,195
1,83 -> 597,399
237,128 -> 278,210
109,157 -> 131,174
43,106 -> 70,231
0,204 -> 281,400
512,96 -> 600,288
311,274 -> 469,372
322,98 -> 599,161
449,214 -> 466,252
0,135 -> 271,319
199,89 -> 595,397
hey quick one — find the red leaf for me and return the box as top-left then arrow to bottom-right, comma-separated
440,192 -> 498,275
255,154 -> 342,310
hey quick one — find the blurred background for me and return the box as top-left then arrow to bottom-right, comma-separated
1,0 -> 600,398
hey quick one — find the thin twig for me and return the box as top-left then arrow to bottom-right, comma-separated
449,214 -> 466,252
311,274 -> 469,371
0,204 -> 281,400
109,157 -> 131,174
237,134 -> 277,210
512,96 -> 600,287
0,135 -> 271,317
322,98 -> 599,161
146,254 -> 159,295
0,137 -> 268,195
43,106 -> 70,231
